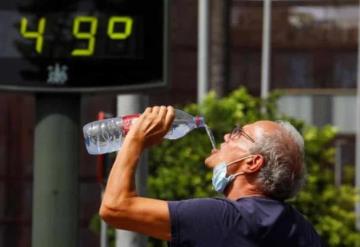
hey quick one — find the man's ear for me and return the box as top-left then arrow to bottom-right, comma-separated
244,155 -> 264,173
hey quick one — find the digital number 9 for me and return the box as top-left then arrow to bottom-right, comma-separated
71,16 -> 98,56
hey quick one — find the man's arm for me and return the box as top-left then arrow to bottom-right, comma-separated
99,106 -> 175,240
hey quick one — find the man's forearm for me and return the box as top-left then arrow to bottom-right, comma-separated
101,136 -> 144,208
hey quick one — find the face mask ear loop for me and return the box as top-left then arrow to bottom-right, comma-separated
227,171 -> 245,181
225,155 -> 253,180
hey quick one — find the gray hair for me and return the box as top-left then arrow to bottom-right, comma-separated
249,121 -> 306,200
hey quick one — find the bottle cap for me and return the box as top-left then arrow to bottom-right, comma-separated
194,116 -> 205,127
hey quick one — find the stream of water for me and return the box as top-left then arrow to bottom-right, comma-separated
204,124 -> 216,149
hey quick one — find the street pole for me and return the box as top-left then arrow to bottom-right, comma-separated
115,94 -> 149,247
96,111 -> 112,247
198,0 -> 210,104
355,0 -> 360,231
32,94 -> 80,247
210,0 -> 231,97
261,0 -> 271,100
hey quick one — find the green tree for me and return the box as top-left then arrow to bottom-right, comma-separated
148,88 -> 360,247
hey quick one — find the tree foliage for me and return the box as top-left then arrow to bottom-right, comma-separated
148,88 -> 360,247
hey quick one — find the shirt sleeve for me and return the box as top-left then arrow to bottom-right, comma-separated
167,198 -> 241,247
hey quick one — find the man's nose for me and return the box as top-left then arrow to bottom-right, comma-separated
224,133 -> 231,142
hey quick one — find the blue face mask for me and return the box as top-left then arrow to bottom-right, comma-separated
212,155 -> 252,193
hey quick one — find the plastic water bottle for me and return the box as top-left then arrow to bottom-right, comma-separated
83,109 -> 205,155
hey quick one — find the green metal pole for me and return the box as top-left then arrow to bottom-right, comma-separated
32,94 -> 80,247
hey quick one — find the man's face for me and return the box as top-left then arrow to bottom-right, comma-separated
204,120 -> 280,169
204,123 -> 257,168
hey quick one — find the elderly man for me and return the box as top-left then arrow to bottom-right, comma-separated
100,106 -> 324,246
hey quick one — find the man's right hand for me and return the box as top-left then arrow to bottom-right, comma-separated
125,105 -> 175,149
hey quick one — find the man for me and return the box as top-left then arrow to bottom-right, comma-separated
100,105 -> 324,246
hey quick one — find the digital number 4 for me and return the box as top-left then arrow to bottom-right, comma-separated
20,17 -> 46,53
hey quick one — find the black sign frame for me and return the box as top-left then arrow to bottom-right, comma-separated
0,0 -> 170,93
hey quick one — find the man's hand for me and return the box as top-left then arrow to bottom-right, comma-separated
125,105 -> 175,149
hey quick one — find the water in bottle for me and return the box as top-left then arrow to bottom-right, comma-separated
84,117 -> 124,155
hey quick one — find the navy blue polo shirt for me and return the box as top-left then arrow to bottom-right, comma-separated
168,197 -> 324,247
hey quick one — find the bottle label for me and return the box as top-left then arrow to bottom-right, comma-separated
122,114 -> 141,135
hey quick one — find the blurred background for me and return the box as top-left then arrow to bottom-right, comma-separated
0,0 -> 359,246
